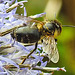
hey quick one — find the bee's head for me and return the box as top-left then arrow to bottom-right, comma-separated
43,20 -> 62,37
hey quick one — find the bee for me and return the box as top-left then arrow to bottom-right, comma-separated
0,13 -> 74,64
11,13 -> 62,64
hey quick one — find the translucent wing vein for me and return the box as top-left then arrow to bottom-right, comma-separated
42,37 -> 59,63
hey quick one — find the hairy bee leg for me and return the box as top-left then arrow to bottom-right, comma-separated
12,30 -> 18,41
20,42 -> 38,64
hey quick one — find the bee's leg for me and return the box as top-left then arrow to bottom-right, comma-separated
20,42 -> 38,64
11,30 -> 18,42
41,39 -> 43,43
55,39 -> 57,42
11,30 -> 15,39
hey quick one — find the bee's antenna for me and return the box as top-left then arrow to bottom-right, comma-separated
62,25 -> 75,27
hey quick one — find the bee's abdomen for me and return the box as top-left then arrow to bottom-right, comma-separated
11,27 -> 41,43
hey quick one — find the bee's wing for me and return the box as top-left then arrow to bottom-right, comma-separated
42,37 -> 59,63
13,15 -> 33,22
29,12 -> 46,18
13,13 -> 46,23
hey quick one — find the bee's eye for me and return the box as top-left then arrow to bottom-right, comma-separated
56,23 -> 60,28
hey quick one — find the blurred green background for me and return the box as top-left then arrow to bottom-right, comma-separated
17,0 -> 75,75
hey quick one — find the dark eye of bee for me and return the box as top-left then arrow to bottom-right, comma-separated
53,20 -> 62,32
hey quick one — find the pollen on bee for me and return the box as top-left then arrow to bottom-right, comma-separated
37,23 -> 43,31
